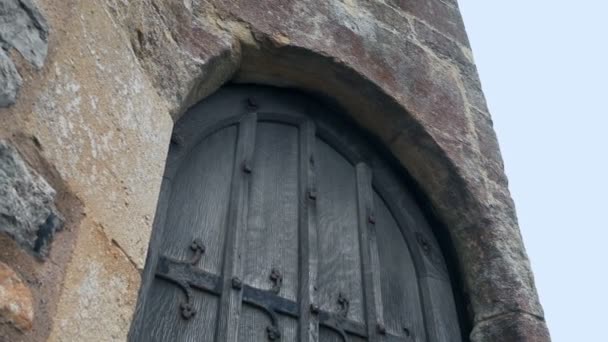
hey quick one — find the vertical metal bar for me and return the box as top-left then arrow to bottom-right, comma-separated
356,163 -> 383,341
215,113 -> 257,342
298,120 -> 319,342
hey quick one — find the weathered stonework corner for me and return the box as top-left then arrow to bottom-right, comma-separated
0,140 -> 63,259
470,312 -> 551,342
0,261 -> 34,332
0,0 -> 549,339
0,0 -> 49,107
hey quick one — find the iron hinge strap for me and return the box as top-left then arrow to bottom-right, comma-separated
156,254 -> 408,341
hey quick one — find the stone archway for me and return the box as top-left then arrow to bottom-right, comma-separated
0,1 -> 548,341
118,2 -> 547,339
116,1 -> 548,340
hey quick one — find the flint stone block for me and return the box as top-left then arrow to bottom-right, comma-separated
0,140 -> 62,258
0,48 -> 21,107
0,0 -> 49,68
0,0 -> 49,107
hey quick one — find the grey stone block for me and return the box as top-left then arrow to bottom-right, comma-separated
0,48 -> 21,107
0,0 -> 49,107
0,0 -> 49,68
0,140 -> 62,258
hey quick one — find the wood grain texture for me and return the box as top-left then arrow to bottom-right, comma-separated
319,326 -> 345,342
299,121 -> 320,342
419,276 -> 462,342
138,279 -> 220,342
243,122 -> 299,300
355,163 -> 379,341
374,192 -> 426,341
216,113 -> 257,342
161,126 -> 238,274
316,138 -> 365,324
238,304 -> 298,342
129,178 -> 173,339
136,125 -> 238,342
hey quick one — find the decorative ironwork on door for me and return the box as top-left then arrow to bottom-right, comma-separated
130,86 -> 462,342
156,238 -> 410,341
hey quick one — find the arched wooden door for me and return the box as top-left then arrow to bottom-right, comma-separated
130,86 -> 462,342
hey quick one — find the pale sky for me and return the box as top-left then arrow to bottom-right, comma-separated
458,1 -> 608,341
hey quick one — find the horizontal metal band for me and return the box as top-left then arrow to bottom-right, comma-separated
156,255 -> 222,296
156,255 -> 408,341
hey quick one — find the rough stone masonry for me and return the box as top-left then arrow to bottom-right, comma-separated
0,0 -> 49,107
0,0 -> 550,341
0,140 -> 62,258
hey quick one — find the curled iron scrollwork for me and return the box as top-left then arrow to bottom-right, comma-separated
337,292 -> 349,318
188,238 -> 206,265
246,299 -> 281,340
180,301 -> 196,320
157,238 -> 206,320
266,325 -> 281,340
269,268 -> 283,294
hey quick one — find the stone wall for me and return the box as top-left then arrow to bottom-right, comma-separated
0,0 -> 549,341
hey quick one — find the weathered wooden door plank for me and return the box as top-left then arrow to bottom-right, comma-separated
355,163 -> 382,342
298,120 -> 319,342
129,179 -> 173,341
215,113 -> 257,342
238,120 -> 301,341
